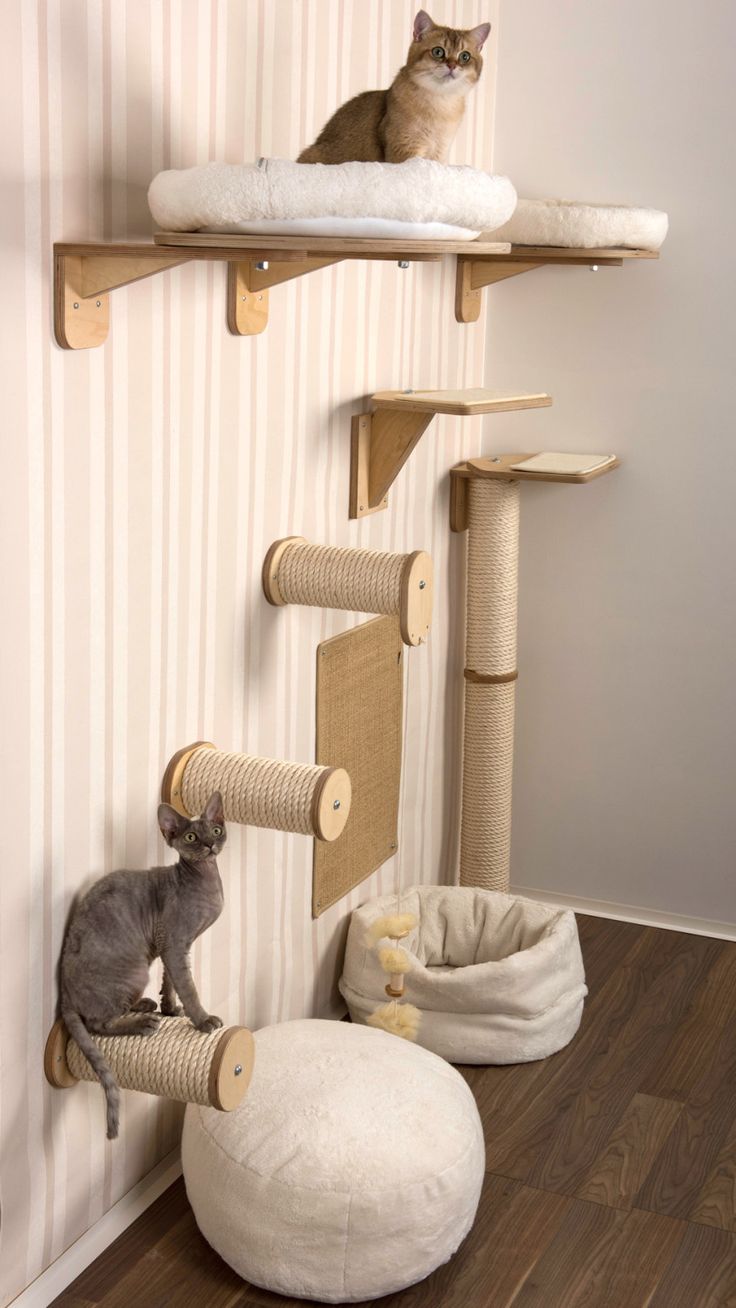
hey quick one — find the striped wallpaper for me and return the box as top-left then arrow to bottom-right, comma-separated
0,1 -> 498,1300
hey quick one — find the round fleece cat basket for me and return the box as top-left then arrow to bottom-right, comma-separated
340,885 -> 587,1065
490,197 -> 668,251
148,156 -> 517,241
182,1019 -> 484,1303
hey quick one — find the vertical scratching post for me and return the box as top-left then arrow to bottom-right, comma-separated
451,452 -> 620,893
460,479 -> 520,891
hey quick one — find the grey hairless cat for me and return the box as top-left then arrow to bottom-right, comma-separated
59,792 -> 226,1138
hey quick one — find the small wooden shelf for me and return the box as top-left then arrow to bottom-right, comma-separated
456,243 -> 659,323
351,389 -> 552,519
450,452 -> 620,531
53,236 -> 657,350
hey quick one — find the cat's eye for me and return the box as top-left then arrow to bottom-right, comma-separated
212,825 -> 223,836
459,50 -> 472,63
431,46 -> 445,59
184,832 -> 197,843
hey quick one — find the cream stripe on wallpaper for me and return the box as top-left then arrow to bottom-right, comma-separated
0,0 -> 499,1301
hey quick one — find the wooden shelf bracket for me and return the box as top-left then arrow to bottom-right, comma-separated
455,245 -> 658,324
350,388 -> 553,519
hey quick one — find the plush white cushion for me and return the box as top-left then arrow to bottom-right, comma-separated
148,157 -> 517,238
182,1018 -> 484,1303
340,885 -> 587,1064
490,197 -> 668,251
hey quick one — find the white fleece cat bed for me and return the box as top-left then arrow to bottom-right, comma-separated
490,197 -> 668,251
147,157 -> 518,241
340,885 -> 587,1065
183,1019 -> 484,1303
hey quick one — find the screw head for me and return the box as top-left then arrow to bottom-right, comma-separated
96,300 -> 101,307
419,579 -> 426,590
73,302 -> 79,309
234,1064 -> 242,1076
589,264 -> 599,272
333,799 -> 341,810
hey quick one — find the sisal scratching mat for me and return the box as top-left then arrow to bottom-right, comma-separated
313,616 -> 403,917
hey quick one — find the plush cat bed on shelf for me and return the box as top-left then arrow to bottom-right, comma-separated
340,885 -> 587,1065
183,1019 -> 484,1303
490,197 -> 668,251
147,157 -> 517,241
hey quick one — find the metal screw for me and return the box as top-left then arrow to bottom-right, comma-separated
234,1064 -> 243,1076
73,302 -> 79,309
398,260 -> 410,269
419,580 -> 426,590
241,295 -> 246,301
359,504 -> 365,511
589,264 -> 599,272
490,456 -> 501,462
389,842 -> 397,849
257,295 -> 263,301
255,260 -> 269,271
333,799 -> 341,810
96,300 -> 101,307
402,388 -> 413,394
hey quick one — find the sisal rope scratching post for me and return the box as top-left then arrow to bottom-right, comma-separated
262,538 -> 433,646
44,1017 -> 255,1112
161,741 -> 351,841
451,452 -> 620,893
460,479 -> 520,891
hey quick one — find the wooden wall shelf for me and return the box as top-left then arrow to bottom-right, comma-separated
450,452 -> 620,531
53,237 -> 656,350
351,389 -> 552,519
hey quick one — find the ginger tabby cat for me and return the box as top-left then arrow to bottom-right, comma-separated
298,10 -> 490,165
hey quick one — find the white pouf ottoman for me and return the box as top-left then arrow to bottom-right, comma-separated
182,1018 -> 485,1303
340,885 -> 587,1065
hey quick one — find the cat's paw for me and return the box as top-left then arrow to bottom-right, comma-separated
133,998 -> 158,1013
138,1014 -> 162,1035
196,1014 -> 223,1034
160,1003 -> 183,1017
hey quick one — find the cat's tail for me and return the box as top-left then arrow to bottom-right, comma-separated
61,1008 -> 121,1140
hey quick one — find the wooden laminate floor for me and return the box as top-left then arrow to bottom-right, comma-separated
52,916 -> 736,1308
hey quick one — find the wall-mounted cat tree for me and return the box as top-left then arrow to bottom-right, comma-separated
45,1015 -> 255,1113
263,538 -> 433,646
350,388 -> 552,517
450,451 -> 619,890
53,237 -> 656,349
162,742 -> 351,842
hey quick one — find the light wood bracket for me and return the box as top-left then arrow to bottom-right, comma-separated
455,245 -> 658,324
450,452 -> 620,532
350,388 -> 553,518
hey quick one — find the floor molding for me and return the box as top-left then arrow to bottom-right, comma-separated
511,883 -> 736,942
10,1148 -> 182,1307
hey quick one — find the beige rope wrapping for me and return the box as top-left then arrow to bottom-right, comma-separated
277,542 -> 407,616
65,1016 -> 223,1105
459,478 -> 520,891
181,745 -> 327,835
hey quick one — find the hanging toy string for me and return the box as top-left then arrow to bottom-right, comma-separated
365,889 -> 421,1041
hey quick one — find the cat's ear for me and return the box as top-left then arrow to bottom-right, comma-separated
470,21 -> 491,50
203,791 -> 225,825
413,10 -> 434,42
158,803 -> 187,845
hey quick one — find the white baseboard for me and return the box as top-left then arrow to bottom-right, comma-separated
10,1148 -> 182,1308
511,883 -> 736,942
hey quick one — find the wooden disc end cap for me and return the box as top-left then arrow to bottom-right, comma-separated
209,1026 -> 256,1112
400,551 -> 434,646
44,1020 -> 78,1089
160,742 -> 216,815
261,537 -> 308,606
312,767 -> 352,841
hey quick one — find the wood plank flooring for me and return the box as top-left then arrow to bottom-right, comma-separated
52,916 -> 736,1307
